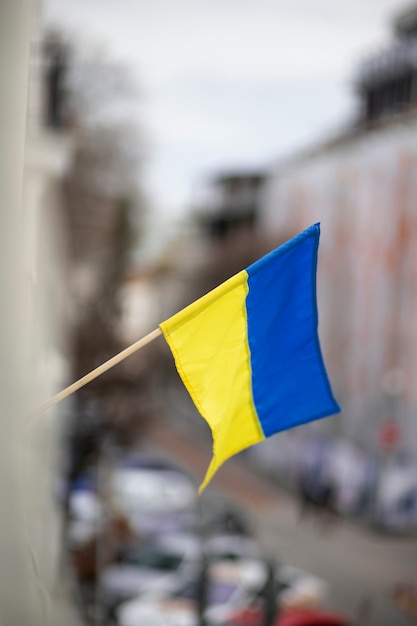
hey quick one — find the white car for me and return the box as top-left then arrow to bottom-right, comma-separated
116,560 -> 265,626
109,466 -> 198,537
99,530 -> 265,607
98,533 -> 202,614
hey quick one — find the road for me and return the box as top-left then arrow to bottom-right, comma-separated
145,421 -> 417,626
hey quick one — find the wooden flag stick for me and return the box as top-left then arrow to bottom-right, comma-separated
34,327 -> 163,416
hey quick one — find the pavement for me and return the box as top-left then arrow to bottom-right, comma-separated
144,421 -> 417,626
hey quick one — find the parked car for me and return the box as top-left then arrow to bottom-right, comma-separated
98,533 -> 202,617
98,530 -> 265,613
224,561 -> 336,626
116,568 -> 266,626
109,461 -> 198,537
116,579 -> 245,626
228,607 -> 351,626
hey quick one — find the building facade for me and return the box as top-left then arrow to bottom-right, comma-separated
0,1 -> 81,624
260,4 -> 417,465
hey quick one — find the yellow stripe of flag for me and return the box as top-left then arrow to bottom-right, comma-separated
160,270 -> 264,491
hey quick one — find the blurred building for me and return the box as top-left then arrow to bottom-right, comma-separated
0,1 -> 81,624
260,2 -> 417,463
0,0 -> 147,618
196,171 -> 266,241
356,3 -> 417,126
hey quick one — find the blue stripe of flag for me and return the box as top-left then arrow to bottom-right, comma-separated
245,223 -> 340,437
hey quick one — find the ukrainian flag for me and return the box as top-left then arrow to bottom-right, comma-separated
160,223 -> 340,491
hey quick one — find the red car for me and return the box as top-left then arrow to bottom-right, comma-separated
228,607 -> 350,626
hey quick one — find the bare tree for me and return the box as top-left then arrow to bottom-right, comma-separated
52,34 -> 153,445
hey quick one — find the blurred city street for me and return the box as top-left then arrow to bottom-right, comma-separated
146,421 -> 417,626
4,0 -> 417,624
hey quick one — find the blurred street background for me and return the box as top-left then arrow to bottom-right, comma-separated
2,0 -> 417,624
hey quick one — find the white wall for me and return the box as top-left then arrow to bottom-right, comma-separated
0,2 -> 79,624
261,119 -> 417,457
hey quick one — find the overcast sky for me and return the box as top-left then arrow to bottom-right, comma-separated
43,0 -> 404,219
